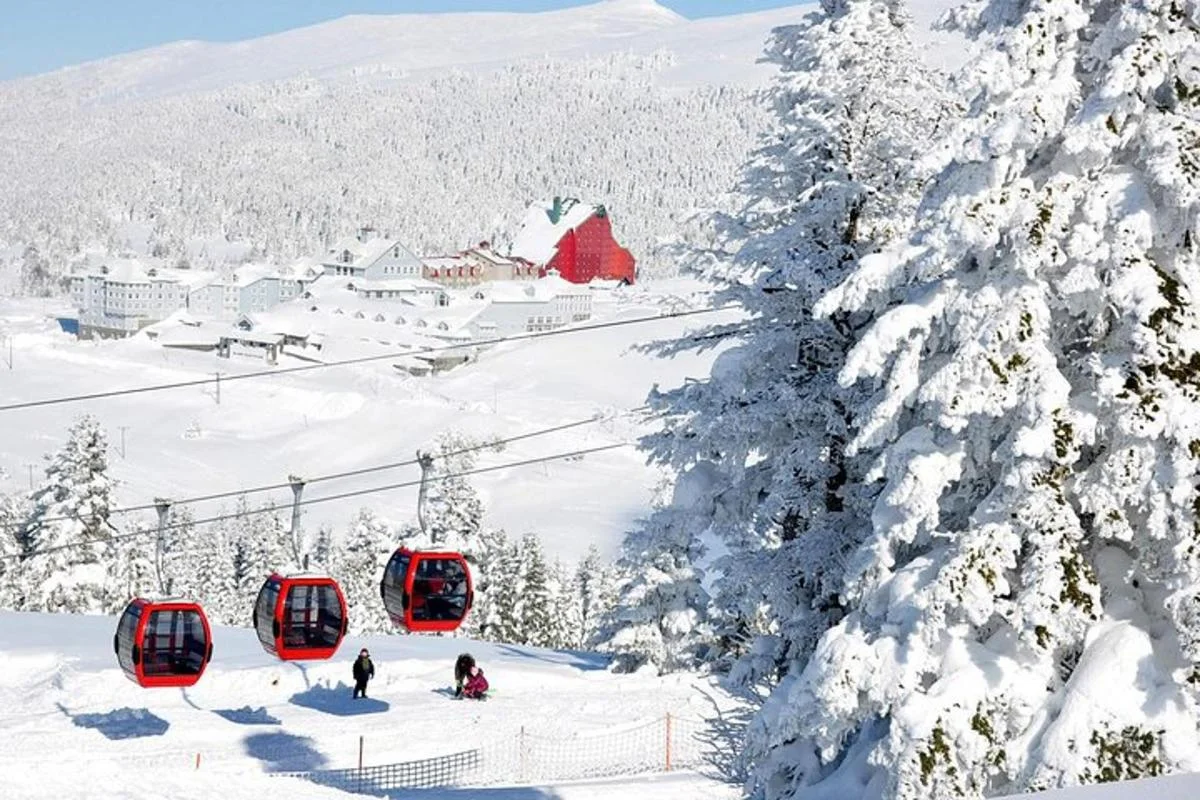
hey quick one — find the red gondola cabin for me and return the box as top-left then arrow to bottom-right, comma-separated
113,598 -> 213,688
380,548 -> 473,633
253,573 -> 348,661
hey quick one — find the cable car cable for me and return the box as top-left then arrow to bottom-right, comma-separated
0,305 -> 739,413
0,441 -> 630,562
0,406 -> 652,532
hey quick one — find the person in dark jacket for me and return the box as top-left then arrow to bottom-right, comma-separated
352,648 -> 375,699
454,653 -> 475,698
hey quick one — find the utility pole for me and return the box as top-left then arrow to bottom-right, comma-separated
288,475 -> 305,569
118,426 -> 129,460
213,372 -> 222,405
415,451 -> 435,540
154,498 -> 172,596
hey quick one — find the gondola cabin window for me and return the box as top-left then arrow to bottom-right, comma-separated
255,578 -> 281,652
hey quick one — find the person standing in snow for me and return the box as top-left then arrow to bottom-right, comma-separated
352,648 -> 375,699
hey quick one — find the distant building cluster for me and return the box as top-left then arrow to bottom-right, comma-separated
66,198 -> 635,375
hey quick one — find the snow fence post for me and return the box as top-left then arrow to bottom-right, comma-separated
519,726 -> 526,783
194,752 -> 201,770
665,713 -> 672,773
358,735 -> 364,793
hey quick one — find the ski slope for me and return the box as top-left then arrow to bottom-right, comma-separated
0,608 -> 1192,800
0,280 -> 742,563
0,610 -> 743,800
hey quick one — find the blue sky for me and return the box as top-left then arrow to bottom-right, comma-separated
0,0 -> 803,81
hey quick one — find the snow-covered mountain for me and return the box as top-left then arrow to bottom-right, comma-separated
6,0 -> 786,105
0,0 -> 966,291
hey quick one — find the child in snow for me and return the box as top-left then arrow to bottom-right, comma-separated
462,665 -> 489,700
352,648 -> 375,699
454,653 -> 475,698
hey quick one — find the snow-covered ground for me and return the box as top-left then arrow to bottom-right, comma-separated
0,610 -> 743,799
0,279 -> 741,563
2,606 -> 1191,800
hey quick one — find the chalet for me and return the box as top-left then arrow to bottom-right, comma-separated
508,197 -> 636,285
217,314 -> 286,364
422,242 -> 537,288
322,226 -> 424,280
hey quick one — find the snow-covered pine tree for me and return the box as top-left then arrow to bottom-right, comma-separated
0,493 -> 26,609
593,496 -> 713,674
227,497 -> 297,613
310,524 -> 336,573
754,0 -> 1200,797
576,544 -> 619,648
460,525 -> 511,641
420,431 -> 501,550
15,415 -> 119,614
551,558 -> 584,649
608,0 -> 952,682
107,526 -> 156,613
334,508 -> 392,635
479,532 -> 524,644
159,505 -> 198,596
517,534 -> 556,648
185,517 -> 238,626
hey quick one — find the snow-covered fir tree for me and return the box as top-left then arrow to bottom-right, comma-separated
158,505 -> 198,596
593,469 -> 716,673
420,431 -> 502,550
478,531 -> 524,644
184,517 -> 238,626
227,497 -> 297,612
333,508 -> 393,635
107,531 -> 156,612
0,493 -> 26,609
576,544 -> 620,648
603,0 -> 952,682
551,558 -> 584,649
594,528 -> 710,673
460,525 -> 512,641
310,524 -> 335,573
746,0 -> 1200,797
15,415 -> 119,613
515,534 -> 557,648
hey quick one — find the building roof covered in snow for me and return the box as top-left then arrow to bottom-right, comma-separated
508,197 -> 600,265
323,229 -> 421,271
75,258 -> 221,289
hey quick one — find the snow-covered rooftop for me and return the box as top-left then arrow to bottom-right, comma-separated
509,197 -> 600,265
324,233 -> 420,270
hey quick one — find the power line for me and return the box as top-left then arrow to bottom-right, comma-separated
0,441 -> 630,563
0,305 -> 737,413
0,406 -> 650,532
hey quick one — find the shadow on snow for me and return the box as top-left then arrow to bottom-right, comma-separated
289,681 -> 391,716
244,730 -> 329,772
214,705 -> 282,725
493,644 -> 608,672
57,703 -> 169,740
